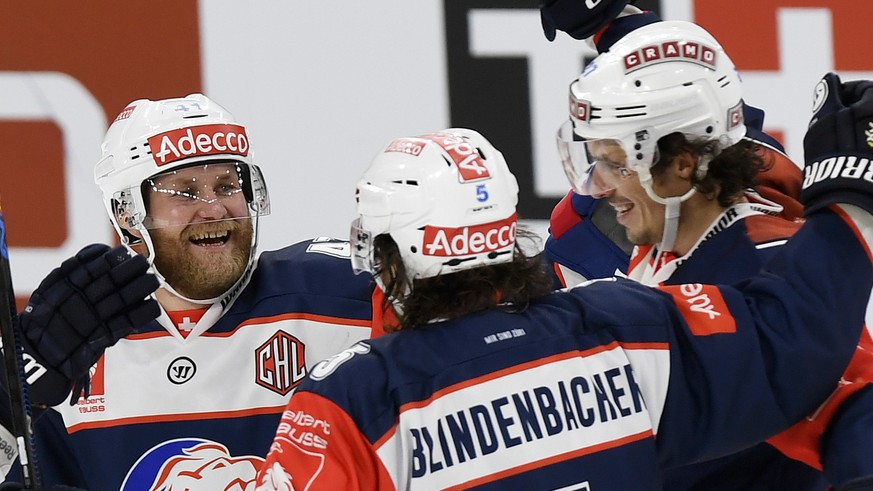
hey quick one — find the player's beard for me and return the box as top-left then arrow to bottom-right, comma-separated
150,218 -> 254,300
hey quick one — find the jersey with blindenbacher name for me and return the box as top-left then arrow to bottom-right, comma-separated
32,238 -> 379,491
255,208 -> 873,491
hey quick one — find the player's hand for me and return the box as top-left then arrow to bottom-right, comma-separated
540,0 -> 629,41
18,244 -> 160,406
800,72 -> 873,214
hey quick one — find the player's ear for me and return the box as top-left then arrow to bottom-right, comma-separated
673,152 -> 698,179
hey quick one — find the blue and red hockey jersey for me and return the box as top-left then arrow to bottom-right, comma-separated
254,205 -> 873,491
31,237 -> 381,491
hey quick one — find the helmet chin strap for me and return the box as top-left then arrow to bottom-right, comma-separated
635,151 -> 712,252
133,213 -> 262,308
639,174 -> 697,253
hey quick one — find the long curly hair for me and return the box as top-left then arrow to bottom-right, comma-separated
373,229 -> 554,331
652,133 -> 767,206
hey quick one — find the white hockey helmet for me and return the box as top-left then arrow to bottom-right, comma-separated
351,128 -> 519,282
558,20 -> 746,196
94,94 -> 270,304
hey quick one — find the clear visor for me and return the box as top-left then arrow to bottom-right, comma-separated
350,217 -> 377,276
114,161 -> 270,230
556,120 -> 639,196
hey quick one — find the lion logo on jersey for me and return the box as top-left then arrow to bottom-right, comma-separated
122,438 -> 264,491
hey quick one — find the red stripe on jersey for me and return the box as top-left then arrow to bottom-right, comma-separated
553,262 -> 568,288
446,429 -> 653,490
67,404 -> 287,434
260,392 -> 394,490
395,341 -> 666,413
658,284 -> 736,335
126,312 -> 372,340
398,344 -> 620,414
371,341 -> 668,454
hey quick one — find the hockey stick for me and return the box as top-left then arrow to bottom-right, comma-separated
0,199 -> 40,489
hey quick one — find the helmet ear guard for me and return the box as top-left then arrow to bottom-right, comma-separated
110,196 -> 145,246
351,128 -> 519,284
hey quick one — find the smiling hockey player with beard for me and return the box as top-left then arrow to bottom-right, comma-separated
7,94 -> 385,490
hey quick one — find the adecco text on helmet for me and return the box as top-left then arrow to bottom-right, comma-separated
148,123 -> 249,167
423,214 -> 517,257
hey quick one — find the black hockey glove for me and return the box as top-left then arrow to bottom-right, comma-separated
540,0 -> 629,41
801,72 -> 873,215
18,244 -> 160,406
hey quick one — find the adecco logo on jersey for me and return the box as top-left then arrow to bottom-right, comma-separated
423,213 -> 517,257
148,124 -> 249,167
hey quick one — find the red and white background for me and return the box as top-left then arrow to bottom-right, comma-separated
1,0 -> 869,302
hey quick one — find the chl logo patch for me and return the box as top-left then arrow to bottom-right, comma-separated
255,331 -> 307,396
167,357 -> 197,385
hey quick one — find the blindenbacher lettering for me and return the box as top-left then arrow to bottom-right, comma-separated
409,363 -> 645,478
149,123 -> 249,166
423,214 -> 517,257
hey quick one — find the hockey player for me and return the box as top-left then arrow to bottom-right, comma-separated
543,0 -> 802,287
547,2 -> 873,488
7,94 -> 384,490
254,77 -> 873,489
553,12 -> 873,491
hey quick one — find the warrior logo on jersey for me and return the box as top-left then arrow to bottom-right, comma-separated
122,438 -> 263,491
167,357 -> 197,385
255,331 -> 307,396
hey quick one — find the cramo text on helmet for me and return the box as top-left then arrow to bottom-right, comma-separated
423,214 -> 517,257
148,123 -> 249,167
